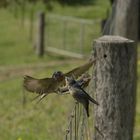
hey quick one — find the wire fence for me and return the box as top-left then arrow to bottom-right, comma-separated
63,67 -> 97,140
64,102 -> 91,140
7,2 -> 102,58
8,4 -> 102,58
45,14 -> 101,58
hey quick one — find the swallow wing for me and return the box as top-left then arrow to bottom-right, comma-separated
23,75 -> 55,94
65,59 -> 95,79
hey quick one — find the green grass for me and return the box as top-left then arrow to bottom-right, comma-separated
47,0 -> 110,19
6,0 -> 110,56
0,6 -> 84,140
44,0 -> 110,55
45,18 -> 101,55
11,0 -> 110,19
0,77 -> 73,140
0,0 -> 140,139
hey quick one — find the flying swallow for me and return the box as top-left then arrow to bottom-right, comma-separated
23,59 -> 95,102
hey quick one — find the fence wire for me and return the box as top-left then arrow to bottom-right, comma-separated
64,68 -> 96,140
45,14 -> 101,58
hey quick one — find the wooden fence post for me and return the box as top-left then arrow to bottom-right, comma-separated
103,0 -> 139,43
92,35 -> 137,140
36,11 -> 45,57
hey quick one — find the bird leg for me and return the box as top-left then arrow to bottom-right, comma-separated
31,94 -> 41,102
31,93 -> 47,103
36,94 -> 46,104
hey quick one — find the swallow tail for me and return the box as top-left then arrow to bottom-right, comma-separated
82,89 -> 99,106
88,96 -> 99,106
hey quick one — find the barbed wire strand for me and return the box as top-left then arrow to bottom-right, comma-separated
77,102 -> 81,140
86,77 -> 92,140
83,112 -> 89,140
64,102 -> 77,140
70,119 -> 72,140
75,102 -> 77,140
64,66 -> 96,140
83,108 -> 87,140
80,107 -> 85,140
91,56 -> 96,139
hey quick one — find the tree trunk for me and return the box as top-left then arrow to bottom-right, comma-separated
103,0 -> 139,42
93,35 -> 136,140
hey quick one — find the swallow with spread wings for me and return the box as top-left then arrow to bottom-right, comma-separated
23,59 -> 96,102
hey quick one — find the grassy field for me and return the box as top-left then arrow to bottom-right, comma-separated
7,0 -> 110,57
0,0 -> 140,140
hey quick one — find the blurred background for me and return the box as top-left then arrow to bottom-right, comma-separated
0,0 -> 139,140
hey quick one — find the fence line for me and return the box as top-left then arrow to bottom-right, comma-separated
63,68 -> 96,140
8,3 -> 101,58
47,14 -> 100,24
44,14 -> 101,58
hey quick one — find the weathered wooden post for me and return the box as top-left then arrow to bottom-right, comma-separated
93,35 -> 137,140
103,0 -> 139,43
36,11 -> 45,57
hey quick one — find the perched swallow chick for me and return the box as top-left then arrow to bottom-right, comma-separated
65,77 -> 99,117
